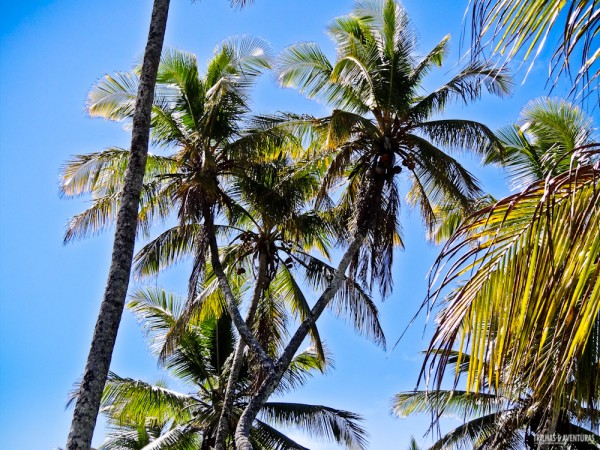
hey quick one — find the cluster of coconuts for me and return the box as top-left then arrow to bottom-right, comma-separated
235,236 -> 296,274
236,232 -> 255,274
365,152 -> 415,178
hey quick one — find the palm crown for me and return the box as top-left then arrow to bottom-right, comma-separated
423,98 -> 600,437
62,38 -> 272,255
276,0 -> 512,296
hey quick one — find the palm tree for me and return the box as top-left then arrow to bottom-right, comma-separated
422,98 -> 600,439
232,1 -> 512,447
120,148 -> 385,448
206,152 -> 386,449
61,37 -> 273,358
66,1 -> 171,448
62,46 -> 381,450
467,0 -> 599,101
94,288 -> 368,450
394,351 -> 600,449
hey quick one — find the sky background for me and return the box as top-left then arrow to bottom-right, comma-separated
0,1 -> 596,449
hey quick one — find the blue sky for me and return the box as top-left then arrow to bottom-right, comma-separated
0,1 -> 595,449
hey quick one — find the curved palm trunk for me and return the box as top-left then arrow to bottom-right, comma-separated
234,233 -> 366,450
65,2 -> 170,448
214,252 -> 269,450
233,178 -> 383,450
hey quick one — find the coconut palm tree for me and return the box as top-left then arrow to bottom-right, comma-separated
61,38 -> 274,362
394,351 -> 600,449
232,1 -> 512,447
422,98 -> 600,439
66,2 -> 172,448
123,149 -> 385,449
93,288 -> 368,450
205,152 -> 386,449
63,47 -> 382,449
467,0 -> 599,101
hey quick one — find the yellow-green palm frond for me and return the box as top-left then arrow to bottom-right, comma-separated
425,148 -> 600,422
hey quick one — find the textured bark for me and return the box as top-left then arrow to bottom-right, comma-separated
214,252 -> 269,450
204,213 -> 273,370
234,233 -> 366,450
65,2 -> 170,449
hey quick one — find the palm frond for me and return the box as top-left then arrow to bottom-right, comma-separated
260,403 -> 368,450
425,150 -> 600,412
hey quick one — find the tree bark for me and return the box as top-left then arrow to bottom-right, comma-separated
214,251 -> 269,450
65,2 -> 170,449
234,233 -> 366,450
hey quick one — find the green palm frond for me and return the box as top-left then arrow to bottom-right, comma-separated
87,72 -> 140,120
270,265 -> 327,364
102,373 -> 193,425
467,0 -> 600,100
392,390 -> 505,420
427,195 -> 497,244
60,148 -> 176,242
276,346 -> 334,394
250,420 -> 308,450
428,411 -> 523,450
490,97 -> 597,189
259,403 -> 368,450
276,42 -> 336,102
134,425 -> 200,450
410,62 -> 512,122
128,288 -> 184,347
133,224 -> 205,278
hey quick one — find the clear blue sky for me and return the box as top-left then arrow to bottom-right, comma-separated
0,1 -> 594,449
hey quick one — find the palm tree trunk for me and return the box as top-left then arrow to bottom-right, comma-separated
234,232 -> 367,450
203,209 -> 273,369
65,1 -> 170,448
214,251 -> 269,450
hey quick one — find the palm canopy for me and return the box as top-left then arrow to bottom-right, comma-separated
61,40 -> 276,296
490,97 -> 597,188
429,96 -> 596,243
132,152 -> 386,364
218,152 -> 387,356
422,98 -> 600,436
276,0 -> 512,296
61,38 -> 272,242
97,288 -> 368,450
467,0 -> 600,102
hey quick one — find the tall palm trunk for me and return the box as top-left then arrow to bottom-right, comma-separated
65,1 -> 170,448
